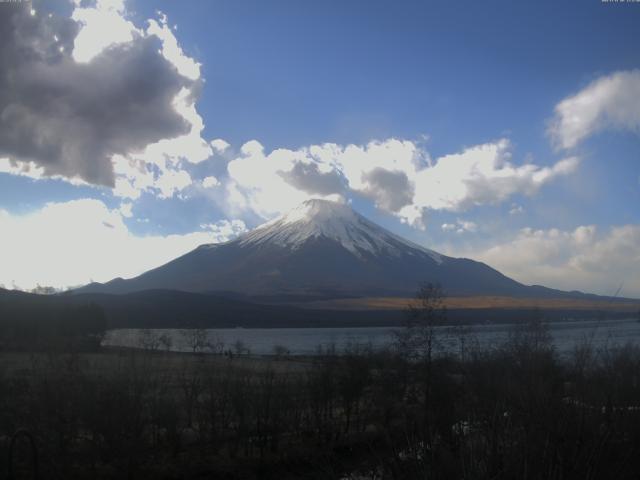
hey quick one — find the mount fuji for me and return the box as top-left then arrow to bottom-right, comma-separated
79,199 -> 582,299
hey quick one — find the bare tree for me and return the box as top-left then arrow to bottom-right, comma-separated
138,329 -> 161,351
207,333 -> 225,354
158,332 -> 173,352
272,344 -> 289,359
181,328 -> 210,354
233,339 -> 249,356
396,282 -> 447,363
507,308 -> 553,360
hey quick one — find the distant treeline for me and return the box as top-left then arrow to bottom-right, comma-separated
0,290 -> 106,350
0,288 -> 636,340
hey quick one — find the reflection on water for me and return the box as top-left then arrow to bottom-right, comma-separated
102,318 -> 640,356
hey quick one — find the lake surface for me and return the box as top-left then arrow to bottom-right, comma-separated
103,318 -> 640,356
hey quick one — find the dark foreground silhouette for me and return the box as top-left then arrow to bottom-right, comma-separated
2,324 -> 640,479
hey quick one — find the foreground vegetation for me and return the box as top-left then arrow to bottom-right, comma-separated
1,322 -> 640,479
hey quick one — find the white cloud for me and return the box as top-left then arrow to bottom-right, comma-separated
112,155 -> 154,200
451,224 -> 640,298
154,167 -> 193,199
406,140 -> 579,218
226,140 -> 343,218
550,69 -> 640,149
441,219 -> 477,234
509,203 -> 524,215
119,202 -> 133,218
223,138 -> 578,226
0,158 -> 44,179
199,219 -> 247,242
146,12 -> 201,81
0,157 -> 90,186
109,86 -> 211,199
0,199 -> 245,290
109,82 -> 212,200
202,176 -> 220,188
72,1 -> 200,82
71,0 -> 140,63
327,139 -> 422,210
135,87 -> 211,164
457,219 -> 478,233
211,139 -> 231,154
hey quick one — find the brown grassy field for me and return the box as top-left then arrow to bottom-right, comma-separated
0,349 -> 311,378
298,295 -> 640,312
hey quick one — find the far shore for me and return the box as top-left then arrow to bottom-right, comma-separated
296,295 -> 640,312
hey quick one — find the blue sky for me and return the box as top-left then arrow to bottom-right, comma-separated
0,0 -> 639,296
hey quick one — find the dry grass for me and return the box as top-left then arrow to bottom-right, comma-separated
298,295 -> 640,312
0,350 -> 311,378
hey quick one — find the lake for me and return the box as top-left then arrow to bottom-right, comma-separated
103,318 -> 640,356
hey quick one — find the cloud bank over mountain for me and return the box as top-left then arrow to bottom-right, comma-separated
0,198 -> 246,290
450,224 -> 640,299
224,138 -> 579,228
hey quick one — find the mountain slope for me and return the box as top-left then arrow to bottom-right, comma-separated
78,200 -> 581,299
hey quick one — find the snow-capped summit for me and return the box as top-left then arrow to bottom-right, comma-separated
78,199 -> 538,298
238,199 -> 443,262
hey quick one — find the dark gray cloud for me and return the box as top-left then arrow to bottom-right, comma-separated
280,161 -> 345,196
362,167 -> 413,212
0,3 -> 194,186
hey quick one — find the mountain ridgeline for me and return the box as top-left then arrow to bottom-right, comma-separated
79,199 -> 586,300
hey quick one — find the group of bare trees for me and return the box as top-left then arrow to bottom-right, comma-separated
2,334 -> 640,479
0,348 -> 398,478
